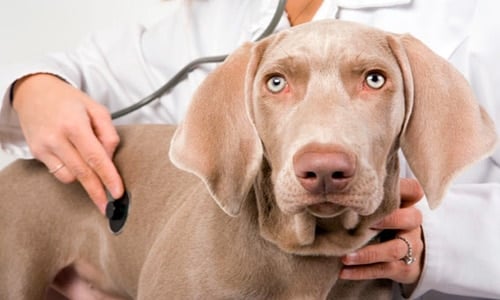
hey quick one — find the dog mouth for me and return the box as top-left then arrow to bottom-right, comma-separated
306,202 -> 347,218
308,204 -> 362,233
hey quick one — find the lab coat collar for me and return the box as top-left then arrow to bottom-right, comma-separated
336,0 -> 412,9
313,0 -> 413,22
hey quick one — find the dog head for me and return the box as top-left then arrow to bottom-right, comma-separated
169,20 -> 497,255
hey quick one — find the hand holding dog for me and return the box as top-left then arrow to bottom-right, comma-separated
12,73 -> 124,214
340,178 -> 424,286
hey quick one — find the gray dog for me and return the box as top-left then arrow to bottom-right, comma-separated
0,20 -> 497,299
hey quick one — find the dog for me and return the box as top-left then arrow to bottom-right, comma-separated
0,20 -> 497,299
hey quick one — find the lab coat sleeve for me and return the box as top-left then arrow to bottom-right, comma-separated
0,23 -> 157,159
410,184 -> 500,299
409,1 -> 500,298
0,0 -> 284,159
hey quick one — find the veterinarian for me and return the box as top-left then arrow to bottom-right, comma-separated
0,0 -> 498,299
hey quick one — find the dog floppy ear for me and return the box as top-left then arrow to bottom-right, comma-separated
169,43 -> 264,217
388,34 -> 497,208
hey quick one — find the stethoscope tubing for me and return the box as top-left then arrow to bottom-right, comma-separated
111,0 -> 287,120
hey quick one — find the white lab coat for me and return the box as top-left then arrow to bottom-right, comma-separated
0,0 -> 499,299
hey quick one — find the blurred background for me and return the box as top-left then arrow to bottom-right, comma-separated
0,0 -> 172,169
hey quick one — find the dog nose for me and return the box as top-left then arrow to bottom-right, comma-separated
294,150 -> 356,194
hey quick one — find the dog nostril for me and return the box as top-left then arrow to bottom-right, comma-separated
305,171 -> 317,179
294,148 -> 356,194
332,171 -> 347,179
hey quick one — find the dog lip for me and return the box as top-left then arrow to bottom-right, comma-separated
306,202 -> 347,218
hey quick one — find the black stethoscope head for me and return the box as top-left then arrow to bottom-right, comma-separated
106,190 -> 130,234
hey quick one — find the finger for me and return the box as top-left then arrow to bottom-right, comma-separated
41,141 -> 107,212
50,140 -> 108,214
66,123 -> 123,199
84,98 -> 121,158
341,228 -> 424,284
84,100 -> 124,198
371,206 -> 422,230
340,261 -> 418,284
47,161 -> 66,175
43,154 -> 75,184
33,141 -> 77,184
342,237 -> 409,266
400,178 -> 424,208
94,118 -> 120,159
340,262 -> 394,281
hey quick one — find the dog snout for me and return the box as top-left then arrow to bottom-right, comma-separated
293,148 -> 356,194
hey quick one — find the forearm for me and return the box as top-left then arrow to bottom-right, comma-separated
0,24 -> 150,157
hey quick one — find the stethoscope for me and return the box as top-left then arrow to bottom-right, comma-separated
106,0 -> 287,233
492,154 -> 500,168
110,0 -> 287,120
105,0 -> 500,233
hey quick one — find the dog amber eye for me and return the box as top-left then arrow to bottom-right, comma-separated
266,75 -> 288,93
365,72 -> 385,89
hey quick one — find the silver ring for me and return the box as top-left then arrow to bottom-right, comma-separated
396,236 -> 416,265
49,163 -> 65,174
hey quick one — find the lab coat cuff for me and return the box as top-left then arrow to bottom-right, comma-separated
401,200 -> 443,299
0,61 -> 78,159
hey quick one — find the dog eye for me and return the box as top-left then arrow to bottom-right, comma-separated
365,72 -> 385,89
266,75 -> 288,93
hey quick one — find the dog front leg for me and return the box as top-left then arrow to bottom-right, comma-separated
0,258 -> 56,300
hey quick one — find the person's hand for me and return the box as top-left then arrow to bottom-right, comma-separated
12,73 -> 124,214
339,178 -> 424,285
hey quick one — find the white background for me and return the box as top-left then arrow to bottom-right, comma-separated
0,0 -> 173,169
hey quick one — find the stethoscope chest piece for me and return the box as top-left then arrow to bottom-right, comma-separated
106,190 -> 130,234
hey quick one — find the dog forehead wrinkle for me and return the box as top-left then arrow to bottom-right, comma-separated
260,45 -> 309,73
314,29 -> 390,65
268,26 -> 341,62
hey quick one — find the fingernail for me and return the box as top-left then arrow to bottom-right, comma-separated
343,253 -> 359,264
370,221 -> 384,229
98,200 -> 108,216
110,185 -> 123,199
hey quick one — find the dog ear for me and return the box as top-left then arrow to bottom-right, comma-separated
169,42 -> 265,217
388,34 -> 497,208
